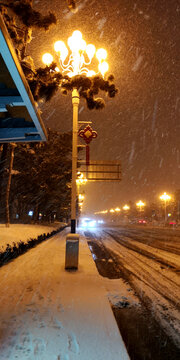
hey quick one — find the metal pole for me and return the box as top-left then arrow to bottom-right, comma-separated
71,88 -> 79,233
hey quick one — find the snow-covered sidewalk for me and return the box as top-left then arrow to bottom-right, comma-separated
0,228 -> 129,360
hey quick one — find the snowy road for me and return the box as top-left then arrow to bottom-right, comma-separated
84,226 -> 180,351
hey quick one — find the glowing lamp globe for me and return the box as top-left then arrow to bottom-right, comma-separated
86,44 -> 96,60
54,41 -> 68,62
72,30 -> 82,41
42,53 -> 53,65
68,30 -> 83,51
54,41 -> 66,52
80,39 -> 86,51
96,48 -> 107,62
98,61 -> 109,76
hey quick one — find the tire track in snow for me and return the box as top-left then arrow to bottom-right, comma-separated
105,230 -> 180,272
110,227 -> 180,255
86,228 -> 180,348
103,230 -> 180,309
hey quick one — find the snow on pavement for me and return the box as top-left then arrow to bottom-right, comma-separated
0,228 -> 129,360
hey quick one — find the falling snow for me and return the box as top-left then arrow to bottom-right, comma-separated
131,55 -> 144,72
97,17 -> 107,30
26,0 -> 179,215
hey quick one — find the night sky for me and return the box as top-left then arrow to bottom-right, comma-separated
29,0 -> 180,214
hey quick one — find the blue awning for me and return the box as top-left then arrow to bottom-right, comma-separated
0,15 -> 47,142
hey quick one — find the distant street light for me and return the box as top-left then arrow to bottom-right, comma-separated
78,194 -> 85,202
94,210 -> 108,214
160,192 -> 171,223
76,172 -> 87,186
42,30 -> 109,234
136,200 -> 145,212
78,193 -> 85,213
123,205 -> 130,211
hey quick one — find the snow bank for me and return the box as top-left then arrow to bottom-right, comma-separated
0,223 -> 66,251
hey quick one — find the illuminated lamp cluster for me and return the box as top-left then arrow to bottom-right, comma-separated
42,30 -> 109,78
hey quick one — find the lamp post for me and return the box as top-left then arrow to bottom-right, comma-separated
42,31 -> 109,269
42,30 -> 109,234
136,200 -> 145,213
123,204 -> 130,223
114,207 -> 120,224
160,192 -> 171,224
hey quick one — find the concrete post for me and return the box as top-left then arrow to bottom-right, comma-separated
65,233 -> 79,270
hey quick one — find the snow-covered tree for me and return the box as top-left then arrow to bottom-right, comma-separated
10,129 -> 72,222
0,0 -> 117,107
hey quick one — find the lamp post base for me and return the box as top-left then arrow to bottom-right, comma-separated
71,219 -> 76,233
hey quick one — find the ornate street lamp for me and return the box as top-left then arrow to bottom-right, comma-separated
160,192 -> 171,223
42,30 -> 109,234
